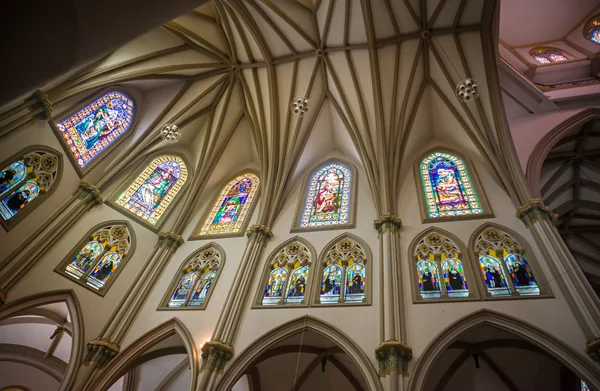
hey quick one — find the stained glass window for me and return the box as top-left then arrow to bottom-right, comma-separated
420,151 -> 483,219
165,246 -> 222,308
530,47 -> 570,64
581,380 -> 590,391
298,162 -> 353,229
261,241 -> 311,306
319,237 -> 367,304
584,16 -> 600,44
57,224 -> 132,294
0,181 -> 39,220
115,155 -> 187,226
54,90 -> 134,170
197,173 -> 259,237
413,231 -> 470,300
0,161 -> 26,197
475,227 -> 541,297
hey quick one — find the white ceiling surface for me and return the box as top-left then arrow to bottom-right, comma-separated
0,361 -> 61,391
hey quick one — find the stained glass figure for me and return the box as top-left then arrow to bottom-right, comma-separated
479,256 -> 510,296
285,266 -> 309,304
116,156 -> 187,225
198,173 -> 259,237
320,264 -> 343,304
299,162 -> 352,228
581,380 -> 590,391
65,240 -> 104,279
417,260 -> 441,299
504,253 -> 539,295
548,52 -> 568,62
189,271 -> 216,307
533,54 -> 551,64
263,267 -> 288,305
345,263 -> 365,303
168,272 -> 198,307
584,17 -> 600,44
530,47 -> 570,64
420,152 -> 482,219
86,250 -> 122,290
55,91 -> 134,169
0,161 -> 26,197
442,258 -> 469,298
0,181 -> 39,220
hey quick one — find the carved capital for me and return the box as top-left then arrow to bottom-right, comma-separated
375,340 -> 412,376
201,340 -> 234,373
516,199 -> 557,228
246,224 -> 273,240
75,182 -> 103,206
374,214 -> 403,233
586,338 -> 600,361
158,232 -> 185,249
83,338 -> 120,368
30,89 -> 53,120
0,288 -> 6,306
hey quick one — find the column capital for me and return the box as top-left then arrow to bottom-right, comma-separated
516,199 -> 557,228
374,214 -> 402,233
375,340 -> 412,376
83,338 -> 120,368
201,340 -> 234,373
246,224 -> 273,240
30,89 -> 53,120
157,232 -> 184,249
586,338 -> 600,361
75,182 -> 103,206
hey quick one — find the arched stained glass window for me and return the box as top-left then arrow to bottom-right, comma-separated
581,380 -> 590,391
161,245 -> 223,309
0,148 -> 62,230
51,89 -> 135,175
115,155 -> 187,227
529,47 -> 570,64
293,160 -> 356,231
412,231 -> 472,301
417,150 -> 491,222
56,223 -> 133,295
584,15 -> 600,44
474,227 -> 540,297
259,241 -> 312,306
195,173 -> 259,238
317,236 -> 368,305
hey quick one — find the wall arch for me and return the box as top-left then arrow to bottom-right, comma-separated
216,315 -> 382,391
407,309 -> 600,391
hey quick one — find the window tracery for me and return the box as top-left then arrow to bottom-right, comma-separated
51,89 -> 135,175
56,223 -> 133,295
162,245 -> 222,309
529,47 -> 570,64
584,15 -> 600,44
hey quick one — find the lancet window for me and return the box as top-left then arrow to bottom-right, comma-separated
474,227 -> 541,297
161,245 -> 223,309
584,15 -> 600,44
413,231 -> 472,301
0,147 -> 61,230
259,240 -> 312,306
317,236 -> 368,305
114,155 -> 187,228
529,47 -> 569,64
56,223 -> 133,295
51,89 -> 135,175
195,172 -> 259,238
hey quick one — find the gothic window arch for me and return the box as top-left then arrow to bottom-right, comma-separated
159,244 -> 224,309
255,239 -> 314,307
472,225 -> 549,298
415,149 -> 492,223
55,222 -> 135,295
291,158 -> 357,232
192,171 -> 260,239
0,146 -> 62,231
110,154 -> 189,231
584,14 -> 600,45
314,234 -> 371,306
410,229 -> 479,302
529,47 -> 570,64
50,88 -> 136,177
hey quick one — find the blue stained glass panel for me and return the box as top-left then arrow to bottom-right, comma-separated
189,271 -> 216,307
320,264 -> 343,304
285,266 -> 309,304
0,181 -> 39,221
168,272 -> 197,307
479,255 -> 510,296
263,267 -> 288,305
344,263 -> 365,303
86,252 -> 122,290
504,253 -> 540,296
66,241 -> 104,279
442,258 -> 469,298
0,161 -> 26,197
417,260 -> 442,299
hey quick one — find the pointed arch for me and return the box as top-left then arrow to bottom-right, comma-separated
0,146 -> 63,231
313,233 -> 372,306
528,47 -> 571,64
414,147 -> 493,223
190,169 -> 260,239
407,309 -> 600,391
469,222 -> 552,299
53,221 -> 136,296
87,318 -> 198,391
49,87 -> 137,177
583,14 -> 600,44
0,290 -> 84,391
291,157 -> 358,232
216,315 -> 383,391
158,243 -> 225,310
253,236 -> 317,308
108,153 -> 191,232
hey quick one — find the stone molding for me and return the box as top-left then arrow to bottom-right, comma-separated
516,199 -> 557,228
374,214 -> 402,233
375,340 -> 413,376
246,224 -> 273,240
0,289 -> 6,306
76,182 -> 103,206
31,89 -> 53,120
586,338 -> 600,361
201,340 -> 234,373
157,232 -> 184,249
83,338 -> 120,368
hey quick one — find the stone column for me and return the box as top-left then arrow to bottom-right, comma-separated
374,215 -> 412,391
517,199 -> 600,360
0,182 -> 102,304
196,224 -> 272,390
